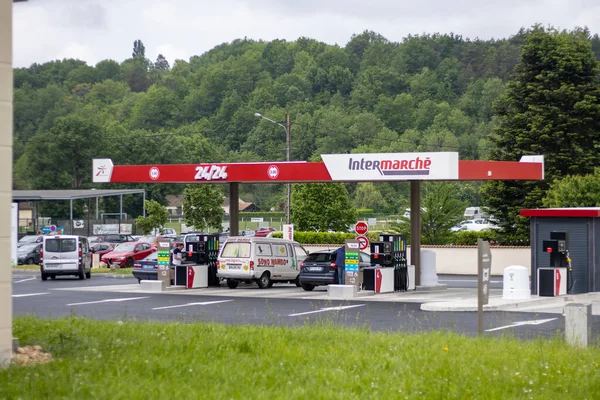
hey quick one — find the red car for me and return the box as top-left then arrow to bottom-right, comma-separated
100,242 -> 156,268
254,227 -> 276,237
89,242 -> 115,258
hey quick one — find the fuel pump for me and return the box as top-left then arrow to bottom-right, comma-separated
540,232 -> 571,295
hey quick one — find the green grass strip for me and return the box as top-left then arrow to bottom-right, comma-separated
1,316 -> 599,399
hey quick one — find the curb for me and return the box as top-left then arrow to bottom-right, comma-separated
12,268 -> 132,279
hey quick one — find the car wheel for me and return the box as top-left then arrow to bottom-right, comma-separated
137,278 -> 142,284
126,258 -> 134,269
301,284 -> 315,292
41,273 -> 48,281
26,258 -> 34,265
295,275 -> 301,287
78,266 -> 85,280
227,279 -> 239,289
256,272 -> 271,289
85,270 -> 91,279
267,280 -> 274,288
50,275 -> 56,280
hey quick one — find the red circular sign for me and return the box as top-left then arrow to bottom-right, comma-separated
355,221 -> 369,235
356,235 -> 369,251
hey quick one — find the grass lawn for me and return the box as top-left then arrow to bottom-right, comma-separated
13,265 -> 133,275
1,317 -> 599,399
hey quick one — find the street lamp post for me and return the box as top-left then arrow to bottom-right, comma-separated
254,112 -> 291,225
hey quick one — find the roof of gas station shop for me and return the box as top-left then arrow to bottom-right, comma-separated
12,189 -> 145,201
521,208 -> 600,218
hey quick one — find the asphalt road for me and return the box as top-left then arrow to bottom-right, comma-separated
12,272 -> 595,341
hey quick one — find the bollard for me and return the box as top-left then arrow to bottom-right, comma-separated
565,303 -> 592,348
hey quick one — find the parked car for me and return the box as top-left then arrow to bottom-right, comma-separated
451,219 -> 498,232
18,235 -> 44,247
298,249 -> 373,291
17,243 -> 42,265
131,252 -> 160,283
100,242 -> 156,268
254,227 -> 276,237
102,234 -> 136,243
89,242 -> 115,258
40,235 -> 91,280
87,236 -> 104,243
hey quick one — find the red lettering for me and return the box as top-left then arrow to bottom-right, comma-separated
424,158 -> 431,169
400,160 -> 408,169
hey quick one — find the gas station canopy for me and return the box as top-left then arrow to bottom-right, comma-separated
92,153 -> 544,184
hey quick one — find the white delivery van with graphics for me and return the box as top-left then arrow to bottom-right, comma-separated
41,235 -> 92,281
217,237 -> 309,289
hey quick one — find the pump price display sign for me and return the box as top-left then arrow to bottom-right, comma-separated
157,239 -> 172,266
345,240 -> 360,286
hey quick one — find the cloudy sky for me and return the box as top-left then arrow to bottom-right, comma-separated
12,0 -> 600,68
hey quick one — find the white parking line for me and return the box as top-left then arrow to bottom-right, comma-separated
438,279 -> 503,284
288,304 -> 365,317
152,300 -> 233,310
12,292 -> 49,298
67,296 -> 149,306
13,277 -> 37,283
485,318 -> 557,332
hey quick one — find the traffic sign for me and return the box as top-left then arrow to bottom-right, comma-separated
355,221 -> 369,235
356,235 -> 369,251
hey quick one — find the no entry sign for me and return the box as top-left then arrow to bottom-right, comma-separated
355,221 -> 369,235
356,235 -> 369,251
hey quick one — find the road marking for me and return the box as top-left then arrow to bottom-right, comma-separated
152,300 -> 233,310
67,296 -> 149,306
288,304 -> 365,317
485,318 -> 558,332
13,277 -> 37,283
438,279 -> 503,284
12,292 -> 49,298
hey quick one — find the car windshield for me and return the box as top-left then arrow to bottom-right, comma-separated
304,252 -> 335,262
221,242 -> 251,258
114,243 -> 136,252
19,236 -> 39,243
18,244 -> 38,253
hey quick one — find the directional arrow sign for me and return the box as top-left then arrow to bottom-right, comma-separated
152,300 -> 233,310
67,296 -> 149,306
485,318 -> 557,332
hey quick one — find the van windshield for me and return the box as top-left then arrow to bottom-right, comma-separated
221,242 -> 251,258
45,238 -> 77,253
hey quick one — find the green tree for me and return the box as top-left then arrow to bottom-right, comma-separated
481,27 -> 600,241
542,169 -> 600,207
353,182 -> 387,212
391,182 -> 466,245
135,200 -> 169,234
133,40 -> 146,58
182,185 -> 225,231
291,183 -> 356,231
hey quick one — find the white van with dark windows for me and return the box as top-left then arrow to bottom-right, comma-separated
217,237 -> 309,289
40,235 -> 91,281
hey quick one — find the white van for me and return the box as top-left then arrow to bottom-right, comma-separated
41,235 -> 92,281
217,237 -> 309,289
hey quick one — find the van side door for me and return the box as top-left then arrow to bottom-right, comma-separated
271,243 -> 293,279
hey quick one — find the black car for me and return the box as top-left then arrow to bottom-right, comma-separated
18,235 -> 44,247
17,243 -> 42,265
131,252 -> 159,283
298,249 -> 373,291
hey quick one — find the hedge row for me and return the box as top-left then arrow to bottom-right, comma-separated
271,230 -> 529,246
271,231 -> 380,244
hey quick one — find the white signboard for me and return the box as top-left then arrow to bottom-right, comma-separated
93,224 -> 133,234
251,217 -> 264,222
367,218 -> 377,226
74,220 -> 84,229
283,224 -> 294,241
92,158 -> 114,183
321,152 -> 459,181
